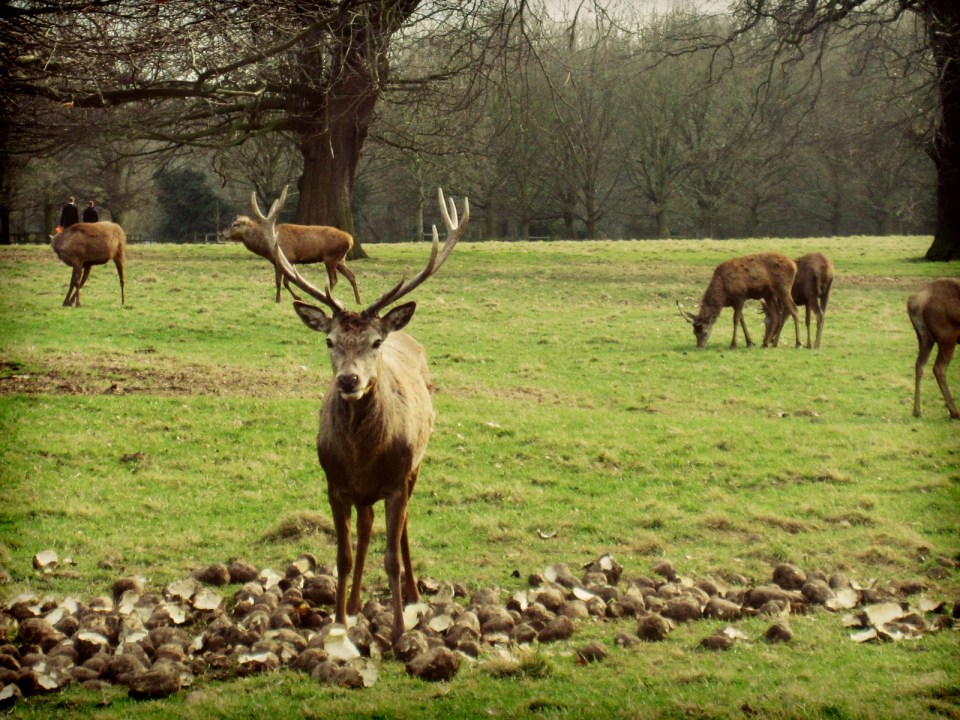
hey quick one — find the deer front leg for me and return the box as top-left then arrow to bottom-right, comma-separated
73,266 -> 93,307
932,344 -> 959,419
383,492 -> 410,644
329,496 -> 354,626
399,518 -> 419,605
64,266 -> 82,306
400,466 -> 420,605
348,505 -> 374,615
732,303 -> 752,348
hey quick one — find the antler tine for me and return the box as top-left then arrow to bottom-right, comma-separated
251,190 -> 268,222
363,187 -> 469,317
259,185 -> 344,313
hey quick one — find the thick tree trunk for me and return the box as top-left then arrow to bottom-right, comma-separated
655,207 -> 670,238
924,0 -> 960,261
289,0 -> 420,261
297,128 -> 370,260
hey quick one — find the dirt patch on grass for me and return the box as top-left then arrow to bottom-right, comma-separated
0,355 -> 317,398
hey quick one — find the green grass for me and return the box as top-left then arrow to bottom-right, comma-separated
1,236 -> 958,719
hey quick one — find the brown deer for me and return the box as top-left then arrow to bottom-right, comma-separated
50,222 -> 126,307
223,193 -> 362,304
259,185 -> 469,642
762,253 -> 835,349
677,252 -> 800,349
908,278 -> 960,419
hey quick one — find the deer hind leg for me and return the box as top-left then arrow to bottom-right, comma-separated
777,289 -> 801,347
912,324 -> 934,418
347,505 -> 374,615
762,298 -> 779,347
812,301 -> 827,349
115,257 -> 125,305
932,342 -> 959,419
337,262 -> 362,305
329,497 -> 354,625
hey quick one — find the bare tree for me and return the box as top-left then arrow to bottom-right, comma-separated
715,0 -> 959,258
0,1 -> 511,254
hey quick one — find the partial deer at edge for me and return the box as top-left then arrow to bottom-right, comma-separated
908,277 -> 960,419
259,185 -> 469,642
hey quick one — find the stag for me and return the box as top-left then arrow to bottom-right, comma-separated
50,222 -> 126,307
908,278 -> 960,419
259,185 -> 469,642
224,194 -> 362,304
763,253 -> 835,349
677,252 -> 800,349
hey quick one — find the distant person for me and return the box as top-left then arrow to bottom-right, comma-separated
59,196 -> 80,230
82,199 -> 99,223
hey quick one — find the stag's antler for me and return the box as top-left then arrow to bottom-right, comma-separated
257,186 -> 344,313
363,187 -> 469,318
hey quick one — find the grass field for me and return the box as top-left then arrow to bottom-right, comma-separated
1,236 -> 958,719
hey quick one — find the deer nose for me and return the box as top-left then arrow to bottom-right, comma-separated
337,374 -> 361,393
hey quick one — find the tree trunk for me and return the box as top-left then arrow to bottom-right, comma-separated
289,1 -> 420,261
924,0 -> 960,261
0,204 -> 9,245
655,207 -> 670,239
297,129 -> 370,260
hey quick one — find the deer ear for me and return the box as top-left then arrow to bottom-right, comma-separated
293,301 -> 333,333
382,302 -> 416,333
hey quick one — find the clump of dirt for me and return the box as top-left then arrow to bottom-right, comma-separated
1,556 -> 956,708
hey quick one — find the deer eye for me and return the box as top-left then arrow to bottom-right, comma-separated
325,338 -> 333,349
372,339 -> 383,350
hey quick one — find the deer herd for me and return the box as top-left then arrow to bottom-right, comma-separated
43,185 -> 958,646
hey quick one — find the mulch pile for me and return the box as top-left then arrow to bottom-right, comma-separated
1,552 -> 957,708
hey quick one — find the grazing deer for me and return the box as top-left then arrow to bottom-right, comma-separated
907,278 -> 960,419
763,253 -> 835,349
259,185 -> 469,642
677,252 -> 800,349
50,222 -> 126,307
224,194 -> 362,304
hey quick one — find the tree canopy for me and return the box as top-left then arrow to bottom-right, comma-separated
1,0 -> 957,258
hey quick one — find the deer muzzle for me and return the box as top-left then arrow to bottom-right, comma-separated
336,373 -> 366,400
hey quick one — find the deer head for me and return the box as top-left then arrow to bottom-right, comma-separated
677,301 -> 714,348
259,186 -> 469,401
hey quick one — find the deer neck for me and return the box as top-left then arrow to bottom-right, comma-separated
326,372 -> 400,449
699,283 -> 726,321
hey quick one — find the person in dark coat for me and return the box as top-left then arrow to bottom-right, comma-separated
59,196 -> 80,229
82,199 -> 99,223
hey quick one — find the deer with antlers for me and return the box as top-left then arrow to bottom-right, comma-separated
258,186 -> 469,643
224,193 -> 362,304
908,278 -> 960,419
677,252 -> 801,349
